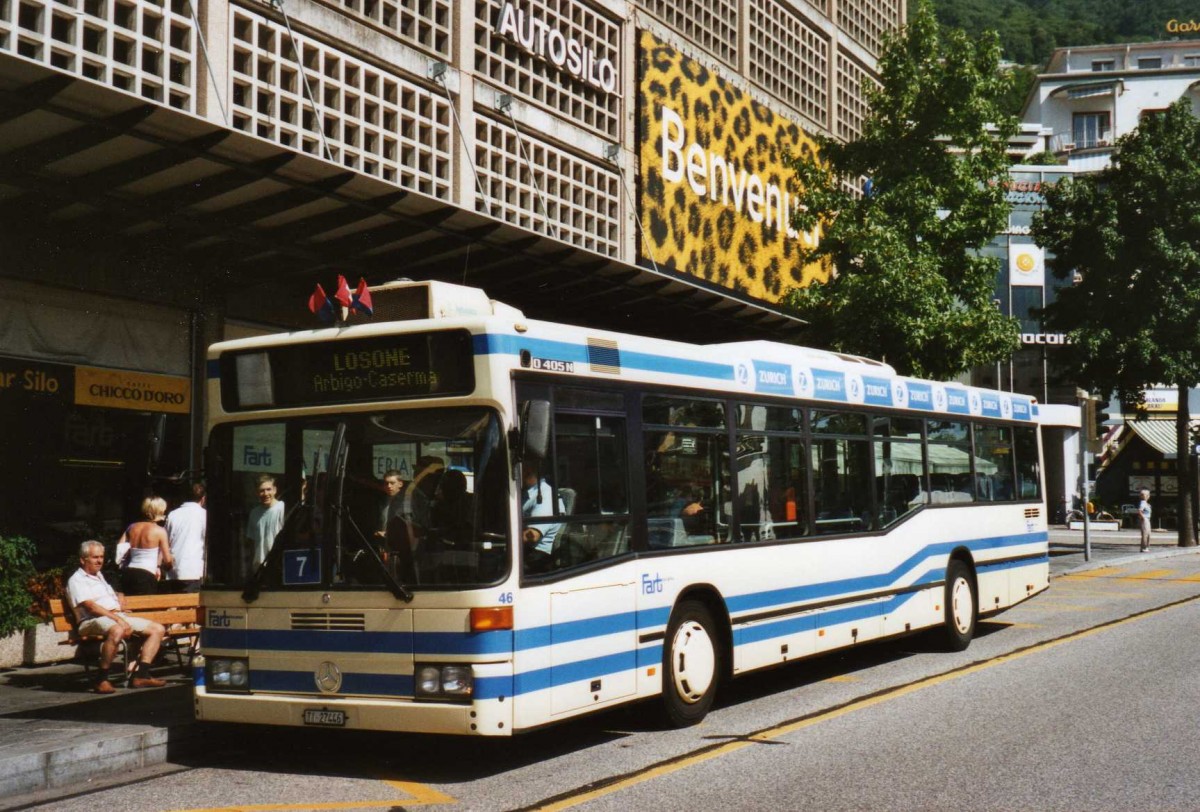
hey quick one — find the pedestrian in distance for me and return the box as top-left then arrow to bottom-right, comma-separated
165,482 -> 206,592
1138,488 -> 1152,552
67,540 -> 168,693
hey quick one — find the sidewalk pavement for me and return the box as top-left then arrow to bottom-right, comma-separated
2,529 -> 1198,809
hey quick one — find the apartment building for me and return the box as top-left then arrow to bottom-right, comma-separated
1022,40 -> 1200,171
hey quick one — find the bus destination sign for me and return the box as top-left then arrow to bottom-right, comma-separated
222,330 -> 474,410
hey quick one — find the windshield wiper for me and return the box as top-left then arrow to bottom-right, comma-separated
337,505 -> 413,602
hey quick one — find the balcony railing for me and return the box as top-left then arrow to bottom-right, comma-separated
1050,131 -> 1114,152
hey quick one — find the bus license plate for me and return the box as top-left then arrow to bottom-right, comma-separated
303,709 -> 346,727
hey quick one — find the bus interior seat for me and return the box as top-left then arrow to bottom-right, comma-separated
557,487 -> 577,516
647,517 -> 687,548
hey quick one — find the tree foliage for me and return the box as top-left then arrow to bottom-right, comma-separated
784,0 -> 1020,380
928,0 -> 1200,67
1033,99 -> 1200,545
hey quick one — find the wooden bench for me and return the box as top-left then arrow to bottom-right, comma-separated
49,593 -> 201,683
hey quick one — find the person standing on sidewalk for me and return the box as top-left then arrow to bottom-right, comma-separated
1138,488 -> 1153,552
165,482 -> 206,592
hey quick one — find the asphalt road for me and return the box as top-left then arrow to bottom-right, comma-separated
23,555 -> 1200,812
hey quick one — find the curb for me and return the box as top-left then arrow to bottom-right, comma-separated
1055,545 -> 1200,577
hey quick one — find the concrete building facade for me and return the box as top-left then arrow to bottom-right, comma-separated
0,0 -> 903,563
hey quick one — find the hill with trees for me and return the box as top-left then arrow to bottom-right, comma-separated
927,0 -> 1200,67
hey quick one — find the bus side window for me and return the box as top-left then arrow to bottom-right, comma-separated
525,406 -> 632,575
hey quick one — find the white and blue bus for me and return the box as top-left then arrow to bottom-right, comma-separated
195,280 -> 1048,734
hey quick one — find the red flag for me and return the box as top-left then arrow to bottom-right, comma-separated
352,277 -> 373,315
333,274 -> 352,308
308,283 -> 328,315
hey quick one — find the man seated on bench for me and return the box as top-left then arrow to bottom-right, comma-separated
67,540 -> 168,694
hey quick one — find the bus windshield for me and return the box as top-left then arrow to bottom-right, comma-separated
204,407 -> 510,591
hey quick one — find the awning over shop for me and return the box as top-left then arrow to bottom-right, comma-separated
1125,420 -> 1194,459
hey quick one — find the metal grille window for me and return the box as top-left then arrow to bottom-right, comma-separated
835,0 -> 901,58
749,0 -> 828,129
0,0 -> 197,110
637,0 -> 738,68
836,49 -> 874,142
474,0 -> 620,139
335,0 -> 452,58
230,7 -> 452,197
474,114 -> 620,256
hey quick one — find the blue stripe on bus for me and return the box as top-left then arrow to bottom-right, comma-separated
513,650 -> 639,695
513,611 -> 638,650
202,533 -> 1046,659
473,334 -> 735,380
722,532 -> 1045,615
202,628 -> 512,655
251,669 -> 413,696
209,333 -> 1032,419
733,588 -> 928,648
223,554 -> 1046,701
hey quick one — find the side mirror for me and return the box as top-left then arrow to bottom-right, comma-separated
519,400 -> 551,462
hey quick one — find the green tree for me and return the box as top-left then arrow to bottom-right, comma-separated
785,0 -> 1020,379
1033,100 -> 1200,547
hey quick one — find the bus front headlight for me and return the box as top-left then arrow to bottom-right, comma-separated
414,663 -> 473,701
207,657 -> 250,692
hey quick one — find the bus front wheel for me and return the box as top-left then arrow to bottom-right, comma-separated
941,559 -> 977,652
661,600 -> 719,727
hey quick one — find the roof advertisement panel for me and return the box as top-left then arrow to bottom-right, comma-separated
636,29 -> 829,303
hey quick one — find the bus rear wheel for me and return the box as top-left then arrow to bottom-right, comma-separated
661,600 -> 720,727
941,559 -> 977,652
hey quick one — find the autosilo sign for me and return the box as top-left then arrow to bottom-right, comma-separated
494,1 -> 618,94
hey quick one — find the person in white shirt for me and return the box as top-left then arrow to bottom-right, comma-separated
245,474 -> 285,575
522,469 -> 564,556
165,482 -> 206,592
66,540 -> 167,693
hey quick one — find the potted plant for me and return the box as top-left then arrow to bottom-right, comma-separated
0,535 -> 36,668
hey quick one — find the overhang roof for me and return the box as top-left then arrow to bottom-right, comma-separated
0,57 -> 806,344
1125,420 -> 1190,459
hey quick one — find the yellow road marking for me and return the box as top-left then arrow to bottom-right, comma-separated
1117,569 -> 1176,581
383,780 -> 457,804
172,780 -> 455,811
822,675 -> 860,683
1060,568 -> 1128,580
1171,574 -> 1200,582
1027,603 -> 1097,611
999,622 -> 1043,629
529,593 -> 1200,812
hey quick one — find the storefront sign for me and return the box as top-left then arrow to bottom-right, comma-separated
75,366 -> 190,414
0,356 -> 71,401
1139,388 -> 1178,413
1009,244 -> 1045,287
1020,333 -> 1069,345
1166,19 -> 1200,34
637,30 -> 827,302
495,1 -> 617,94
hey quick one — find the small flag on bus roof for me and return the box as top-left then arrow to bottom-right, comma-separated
308,276 -> 374,322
